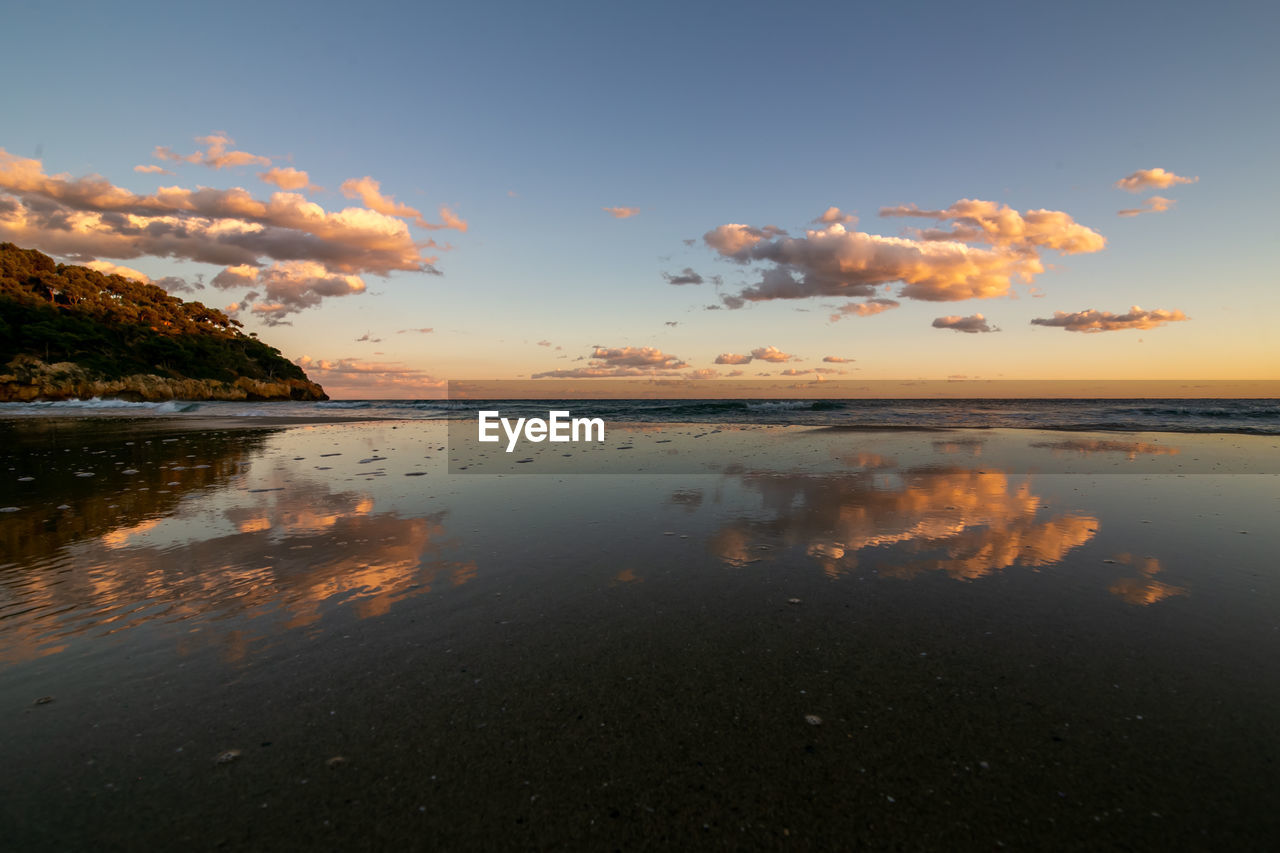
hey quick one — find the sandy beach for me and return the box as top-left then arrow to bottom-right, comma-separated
2,417 -> 1279,849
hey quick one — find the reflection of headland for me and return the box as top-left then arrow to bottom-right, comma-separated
1,473 -> 473,666
709,466 -> 1099,581
0,425 -> 278,565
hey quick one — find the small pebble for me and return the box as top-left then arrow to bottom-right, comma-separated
326,756 -> 348,769
804,714 -> 822,726
787,598 -> 802,605
33,696 -> 55,705
214,749 -> 242,764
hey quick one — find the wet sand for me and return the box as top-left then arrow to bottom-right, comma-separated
2,419 -> 1279,849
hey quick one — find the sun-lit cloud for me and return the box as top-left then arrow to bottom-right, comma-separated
0,149 -> 435,274
341,176 -> 467,232
822,355 -> 853,363
714,353 -> 753,365
603,206 -> 639,219
133,164 -> 174,176
933,313 -> 999,333
750,345 -> 793,362
829,297 -> 899,322
1115,167 -> 1198,193
153,132 -> 270,169
259,166 -> 315,191
210,260 -> 366,325
294,355 -> 445,397
880,199 -> 1106,254
341,175 -> 421,218
432,206 -> 469,232
1030,306 -> 1188,333
1118,196 -> 1175,217
812,206 -> 855,225
779,368 -> 808,376
532,345 -> 687,378
0,146 -> 453,319
396,327 -> 434,334
705,199 -> 1102,308
84,259 -> 197,293
84,259 -> 151,283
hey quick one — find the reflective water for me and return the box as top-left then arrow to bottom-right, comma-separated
2,420 -> 1278,848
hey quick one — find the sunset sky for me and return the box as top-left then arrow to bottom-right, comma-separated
2,0 -> 1277,397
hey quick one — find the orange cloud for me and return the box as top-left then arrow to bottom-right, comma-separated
1031,306 -> 1188,333
1115,167 -> 1198,192
829,298 -> 899,321
532,345 -> 687,378
230,261 -> 366,325
133,164 -> 174,175
812,206 -> 855,225
705,203 -> 1095,306
341,175 -> 421,218
294,355 -> 445,397
153,132 -> 270,169
340,178 -> 467,232
715,353 -> 753,365
0,149 -> 433,274
750,345 -> 793,362
603,206 -> 639,219
84,259 -> 150,283
259,166 -> 315,191
822,355 -> 853,363
880,199 -> 1106,254
0,147 -> 448,318
932,313 -> 998,333
1118,196 -> 1175,217
431,205 -> 469,232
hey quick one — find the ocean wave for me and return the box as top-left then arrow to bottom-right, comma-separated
2,397 -> 1276,434
0,398 -> 199,414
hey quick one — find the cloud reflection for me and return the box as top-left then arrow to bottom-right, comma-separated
709,466 -> 1099,581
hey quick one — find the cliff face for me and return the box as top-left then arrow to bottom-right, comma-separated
0,357 -> 328,402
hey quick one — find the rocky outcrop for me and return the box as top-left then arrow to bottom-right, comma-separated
0,356 -> 328,402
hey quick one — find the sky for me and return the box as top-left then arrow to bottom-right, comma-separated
2,0 -> 1277,398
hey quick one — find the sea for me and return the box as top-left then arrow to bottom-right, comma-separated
1,397 -> 1279,434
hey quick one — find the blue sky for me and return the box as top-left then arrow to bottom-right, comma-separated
3,0 -> 1277,395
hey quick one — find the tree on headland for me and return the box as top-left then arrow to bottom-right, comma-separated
0,243 -> 310,385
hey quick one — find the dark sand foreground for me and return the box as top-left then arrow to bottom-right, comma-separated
2,418 -> 1279,850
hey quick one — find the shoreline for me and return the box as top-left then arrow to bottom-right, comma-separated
2,412 -> 1279,438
